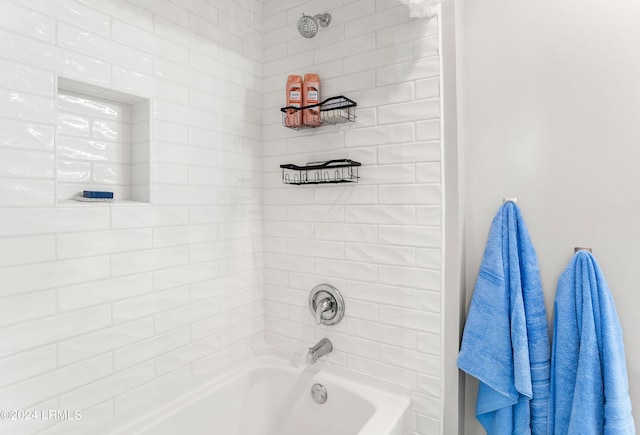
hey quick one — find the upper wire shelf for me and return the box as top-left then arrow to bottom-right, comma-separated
280,159 -> 361,185
281,96 -> 357,130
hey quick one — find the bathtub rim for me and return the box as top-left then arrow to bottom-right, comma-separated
102,346 -> 411,435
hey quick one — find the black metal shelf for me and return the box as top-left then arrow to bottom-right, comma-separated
281,96 -> 357,130
280,159 -> 361,185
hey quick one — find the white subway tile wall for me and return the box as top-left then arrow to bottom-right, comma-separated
0,0 -> 441,434
56,89 -> 139,201
0,0 -> 264,433
263,0 -> 442,434
262,1 -> 441,434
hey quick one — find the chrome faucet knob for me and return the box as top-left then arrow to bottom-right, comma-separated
314,298 -> 332,325
309,284 -> 345,326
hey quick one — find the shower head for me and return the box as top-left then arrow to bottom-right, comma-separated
297,13 -> 332,38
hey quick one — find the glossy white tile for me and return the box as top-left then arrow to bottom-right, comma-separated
154,297 -> 220,333
0,148 -> 53,178
55,46 -> 112,85
23,0 -> 111,35
57,92 -> 129,120
379,265 -> 440,291
379,344 -> 440,377
0,178 -> 54,206
153,261 -> 219,291
114,327 -> 191,370
111,205 -> 188,229
0,235 -> 55,268
379,305 -> 440,334
416,119 -> 441,141
378,225 -> 442,248
112,19 -> 189,65
0,353 -> 113,410
153,224 -> 218,248
378,99 -> 440,124
345,243 -> 414,266
155,335 -> 222,375
0,256 -> 110,297
58,361 -> 155,412
58,318 -> 155,365
0,306 -> 111,358
0,89 -> 54,124
114,367 -> 191,416
346,281 -> 417,307
345,205 -> 415,225
190,273 -> 247,301
57,113 -> 90,136
112,287 -> 190,323
0,207 -> 110,236
0,290 -> 56,327
111,246 -> 188,276
0,58 -> 54,96
0,119 -> 54,150
0,1 -> 443,433
192,303 -> 262,341
57,23 -> 153,73
348,318 -> 417,349
0,1 -> 55,42
58,273 -> 153,311
0,345 -> 57,388
56,160 -> 91,182
92,162 -> 131,184
58,228 -> 152,259
378,142 -> 441,164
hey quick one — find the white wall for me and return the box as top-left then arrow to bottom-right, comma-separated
0,1 -> 264,433
462,0 -> 640,433
261,1 -> 443,434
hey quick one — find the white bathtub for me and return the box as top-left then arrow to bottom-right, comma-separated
108,350 -> 410,435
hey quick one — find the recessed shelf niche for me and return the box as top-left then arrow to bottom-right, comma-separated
56,77 -> 150,204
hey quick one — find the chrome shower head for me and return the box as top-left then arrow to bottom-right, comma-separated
297,13 -> 332,39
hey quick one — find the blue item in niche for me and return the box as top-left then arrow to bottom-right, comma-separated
83,190 -> 114,199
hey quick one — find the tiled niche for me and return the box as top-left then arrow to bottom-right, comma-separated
56,77 -> 150,203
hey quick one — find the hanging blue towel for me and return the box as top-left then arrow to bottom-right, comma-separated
549,251 -> 635,434
458,201 -> 550,434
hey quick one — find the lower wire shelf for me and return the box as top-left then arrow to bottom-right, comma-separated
280,159 -> 361,185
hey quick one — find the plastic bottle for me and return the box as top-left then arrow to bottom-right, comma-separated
302,73 -> 321,126
285,75 -> 303,127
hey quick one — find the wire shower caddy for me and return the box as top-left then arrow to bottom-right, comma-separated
281,96 -> 357,130
280,159 -> 361,185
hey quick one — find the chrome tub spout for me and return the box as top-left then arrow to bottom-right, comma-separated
306,338 -> 333,364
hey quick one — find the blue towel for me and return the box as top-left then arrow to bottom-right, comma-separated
458,201 -> 550,434
549,251 -> 635,434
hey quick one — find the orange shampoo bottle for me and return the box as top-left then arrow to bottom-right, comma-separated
285,75 -> 303,127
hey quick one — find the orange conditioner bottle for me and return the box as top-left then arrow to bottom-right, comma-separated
302,73 -> 321,126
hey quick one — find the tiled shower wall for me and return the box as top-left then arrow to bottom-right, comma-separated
261,1 -> 442,434
0,0 -> 443,434
0,0 -> 263,433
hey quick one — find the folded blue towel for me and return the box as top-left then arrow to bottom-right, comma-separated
549,251 -> 635,434
458,201 -> 550,434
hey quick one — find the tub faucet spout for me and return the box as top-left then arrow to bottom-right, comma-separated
306,337 -> 333,364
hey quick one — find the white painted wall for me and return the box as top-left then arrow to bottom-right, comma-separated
461,0 -> 640,432
261,1 -> 443,433
0,1 -> 264,433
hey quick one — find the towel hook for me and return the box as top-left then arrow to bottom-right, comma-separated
574,247 -> 592,253
503,197 -> 518,204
